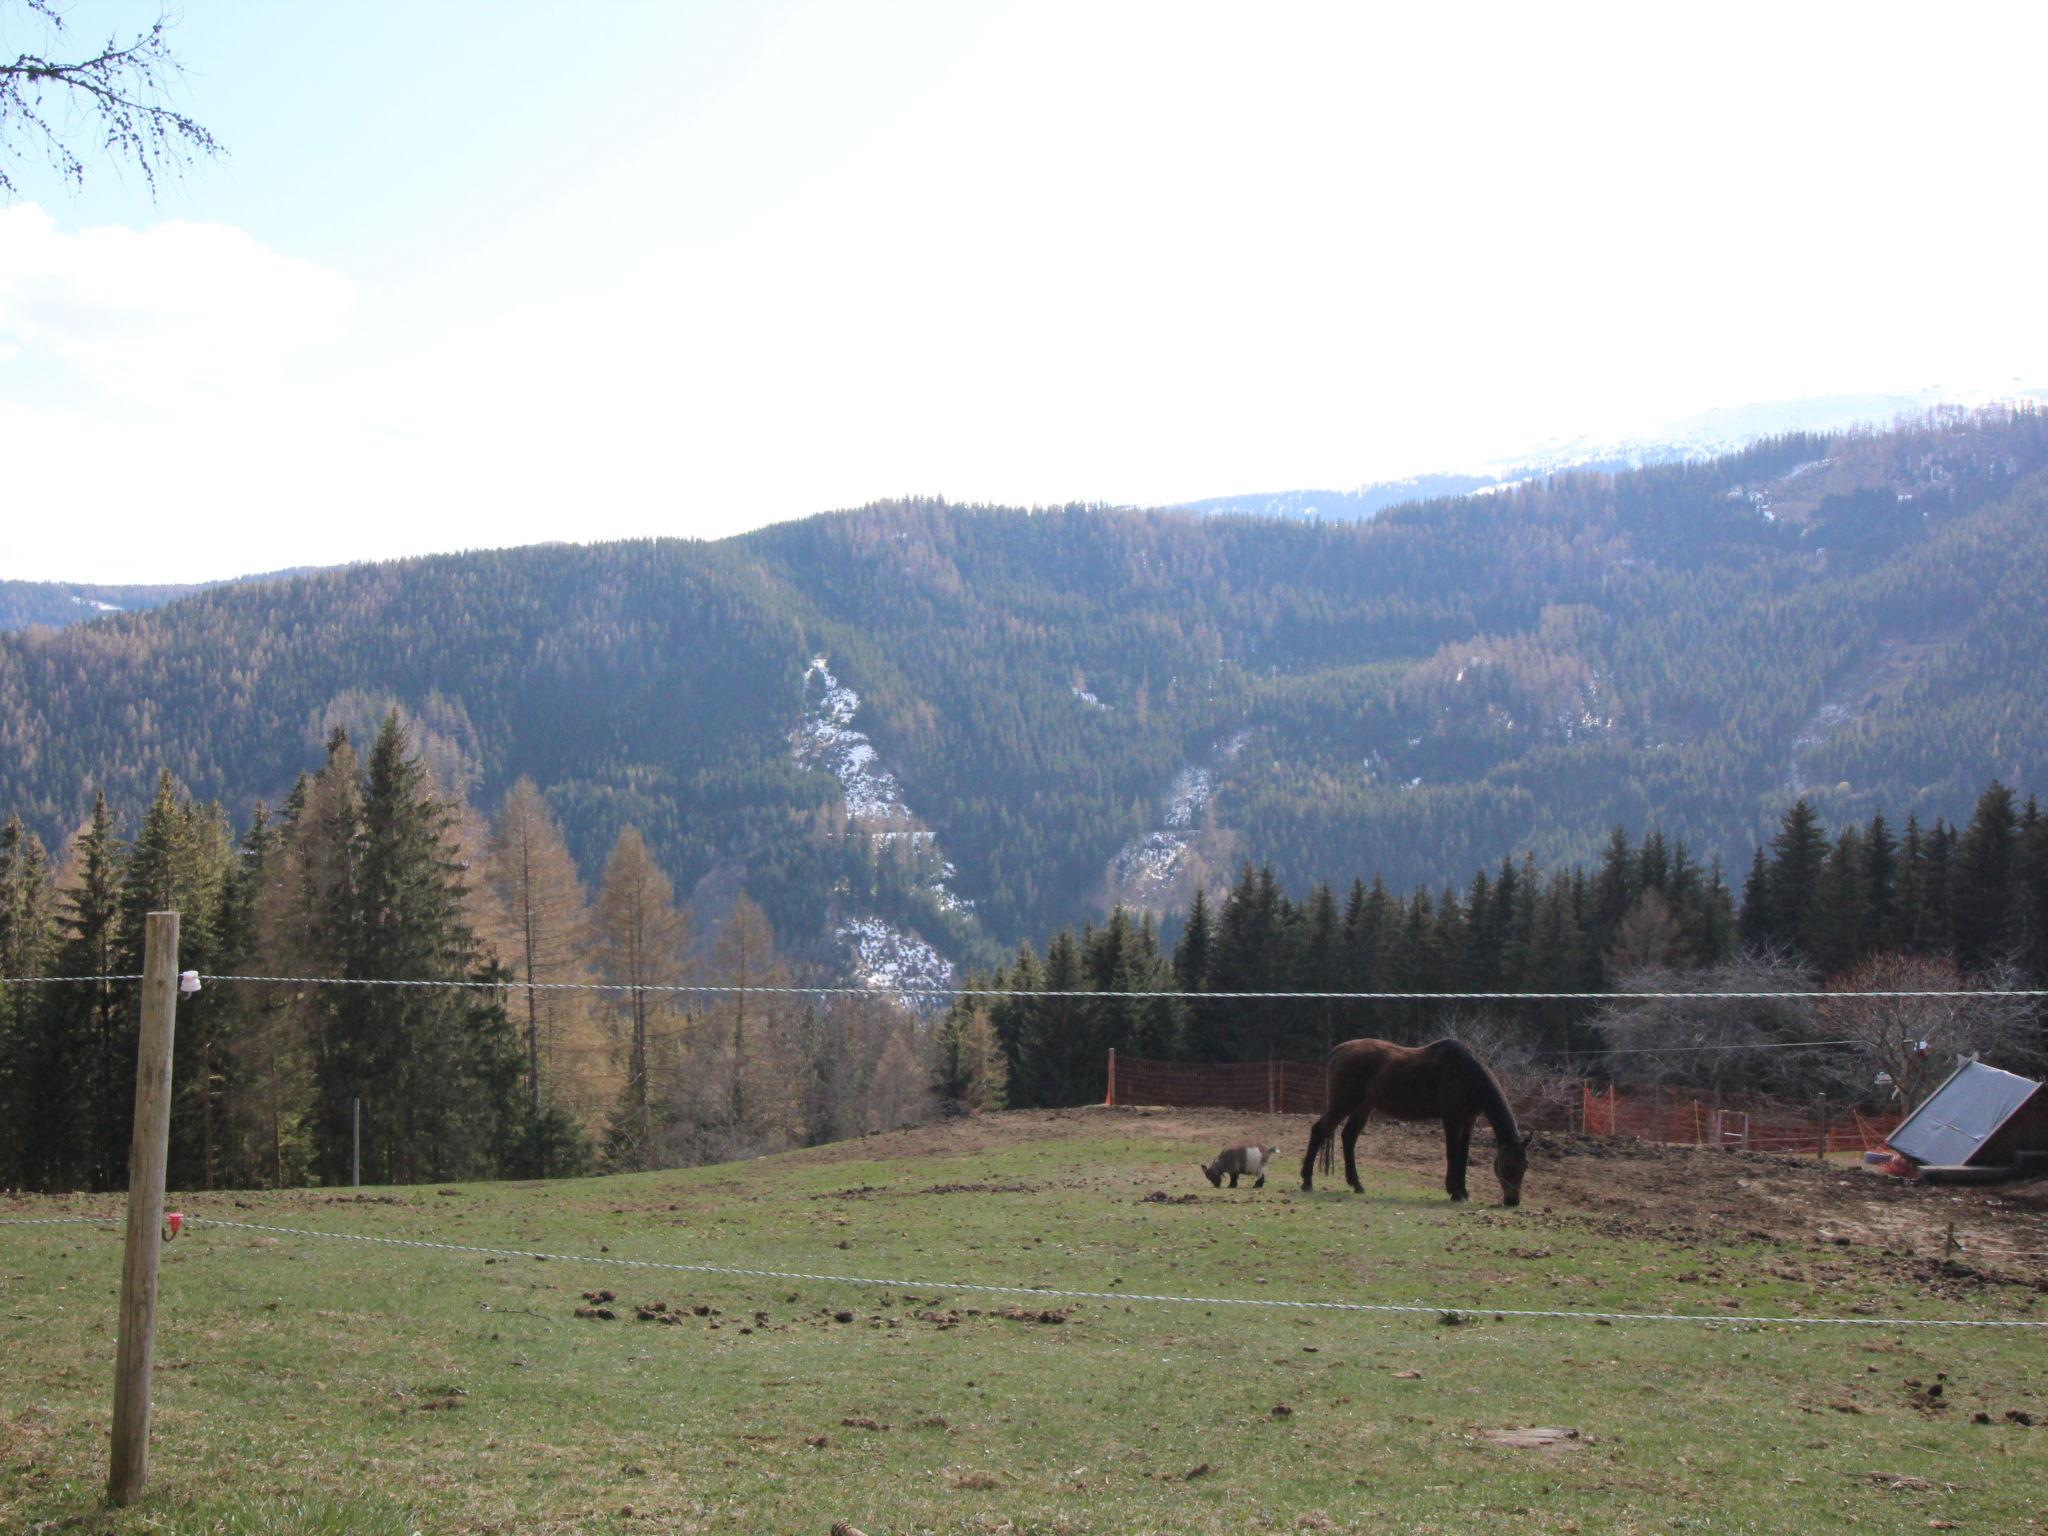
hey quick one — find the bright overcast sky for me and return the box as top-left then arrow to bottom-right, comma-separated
3,0 -> 2045,582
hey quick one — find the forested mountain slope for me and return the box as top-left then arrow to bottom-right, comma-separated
3,409 -> 2045,972
0,569 -> 327,633
0,579 -> 200,631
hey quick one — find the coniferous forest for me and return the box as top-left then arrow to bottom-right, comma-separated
3,729 -> 2043,1189
4,409 -> 2048,1187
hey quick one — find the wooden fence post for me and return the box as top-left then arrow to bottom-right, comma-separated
109,910 -> 180,1507
1103,1050 -> 1116,1108
1816,1094 -> 1829,1162
351,1097 -> 361,1187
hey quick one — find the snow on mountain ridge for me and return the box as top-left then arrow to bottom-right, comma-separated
1481,390 -> 1983,479
1183,386 -> 2047,524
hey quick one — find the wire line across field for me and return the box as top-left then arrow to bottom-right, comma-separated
0,1213 -> 2038,1330
6,972 -> 2047,1002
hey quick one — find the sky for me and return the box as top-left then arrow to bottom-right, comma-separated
2,0 -> 2045,583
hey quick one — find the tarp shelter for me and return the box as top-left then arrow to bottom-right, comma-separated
1887,1060 -> 2048,1170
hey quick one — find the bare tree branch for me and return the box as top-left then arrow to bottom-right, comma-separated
1,2 -> 223,197
1816,953 -> 2042,1111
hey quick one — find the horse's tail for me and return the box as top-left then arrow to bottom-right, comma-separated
1318,1047 -> 1338,1174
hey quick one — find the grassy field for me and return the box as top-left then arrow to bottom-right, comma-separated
3,1108 -> 2045,1535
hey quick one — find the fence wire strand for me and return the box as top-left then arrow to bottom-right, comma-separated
0,1213 -> 2039,1330
6,971 -> 2046,1003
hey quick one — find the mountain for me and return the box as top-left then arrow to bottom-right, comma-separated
3,408 -> 2046,983
0,579 -> 202,631
1176,473 -> 1497,524
1185,388 -> 2048,523
0,568 -> 330,633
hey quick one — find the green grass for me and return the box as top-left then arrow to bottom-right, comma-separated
3,1114 -> 2044,1535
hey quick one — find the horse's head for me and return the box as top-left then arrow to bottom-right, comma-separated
1199,1162 -> 1223,1188
1495,1131 -> 1533,1207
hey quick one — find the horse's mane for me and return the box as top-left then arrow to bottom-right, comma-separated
1439,1038 -> 1520,1144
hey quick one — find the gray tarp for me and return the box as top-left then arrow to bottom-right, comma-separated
1888,1060 -> 2043,1167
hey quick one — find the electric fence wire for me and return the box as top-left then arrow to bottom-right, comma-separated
6,971 -> 2046,1003
0,1213 -> 2040,1330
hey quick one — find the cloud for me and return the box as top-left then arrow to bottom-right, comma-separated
0,204 -> 355,400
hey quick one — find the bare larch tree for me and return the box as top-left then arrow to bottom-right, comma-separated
2,1 -> 222,196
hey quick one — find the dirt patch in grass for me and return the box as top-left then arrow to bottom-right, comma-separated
1478,1425 -> 1582,1450
1082,1104 -> 2048,1288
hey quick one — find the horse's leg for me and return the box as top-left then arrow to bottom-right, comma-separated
1300,1111 -> 1339,1191
1229,1171 -> 1239,1188
1341,1110 -> 1370,1193
1443,1113 -> 1475,1202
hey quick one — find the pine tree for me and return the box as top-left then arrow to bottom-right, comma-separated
1923,819 -> 1958,957
0,815 -> 58,1186
57,793 -> 127,1189
1863,812 -> 1899,955
1012,929 -> 1087,1105
1765,798 -> 1828,959
1589,825 -> 1636,957
2019,796 -> 2048,985
930,1000 -> 1009,1112
222,806 -> 314,1187
1737,847 -> 1771,951
1954,781 -> 2020,972
989,942 -> 1042,1088
1172,886 -> 1213,994
1809,829 -> 1867,979
1893,815 -> 1931,953
329,714 -> 537,1183
1298,882 -> 1342,1057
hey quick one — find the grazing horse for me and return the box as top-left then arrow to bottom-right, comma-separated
1299,1037 -> 1532,1206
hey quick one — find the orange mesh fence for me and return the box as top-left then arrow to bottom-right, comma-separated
1109,1053 -> 1900,1156
1111,1055 -> 1326,1115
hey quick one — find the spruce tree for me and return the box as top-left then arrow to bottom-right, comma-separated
0,816 -> 57,1187
1765,798 -> 1828,959
2019,796 -> 2048,985
931,1001 -> 1008,1112
1954,781 -> 2020,972
1012,928 -> 1087,1105
331,714 -> 534,1183
57,793 -> 127,1189
1172,886 -> 1213,994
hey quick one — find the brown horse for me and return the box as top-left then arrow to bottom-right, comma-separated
1299,1037 -> 1532,1206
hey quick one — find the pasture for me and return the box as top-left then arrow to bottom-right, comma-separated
3,1108 -> 2045,1535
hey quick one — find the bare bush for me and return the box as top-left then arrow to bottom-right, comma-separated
1595,950 -> 1827,1097
1814,953 -> 2042,1111
1442,1011 -> 1578,1128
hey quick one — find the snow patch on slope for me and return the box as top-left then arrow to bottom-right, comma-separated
1104,731 -> 1248,911
835,916 -> 954,999
797,656 -> 960,996
799,658 -> 908,822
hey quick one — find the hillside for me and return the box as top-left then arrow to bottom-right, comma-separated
0,578 -> 201,631
2,409 -> 2046,976
1183,388 -> 2048,524
0,569 -> 329,633
3,1112 -> 2043,1535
